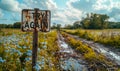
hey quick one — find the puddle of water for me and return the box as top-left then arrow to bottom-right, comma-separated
60,41 -> 69,49
61,57 -> 87,71
58,38 -> 73,53
90,43 -> 120,65
97,47 -> 120,65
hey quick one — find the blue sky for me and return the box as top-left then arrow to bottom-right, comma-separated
0,0 -> 120,26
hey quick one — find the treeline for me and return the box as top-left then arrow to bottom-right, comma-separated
81,13 -> 109,29
1,13 -> 120,29
0,22 -> 21,29
64,13 -> 120,29
108,22 -> 120,29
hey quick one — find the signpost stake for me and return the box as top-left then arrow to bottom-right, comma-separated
32,8 -> 39,70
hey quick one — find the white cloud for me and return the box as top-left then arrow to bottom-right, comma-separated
0,0 -> 21,12
67,0 -> 120,23
93,0 -> 110,11
52,11 -> 70,25
0,9 -> 4,18
0,0 -> 58,23
52,0 -> 83,26
46,0 -> 57,10
22,0 -> 57,18
108,17 -> 116,22
93,0 -> 120,11
19,3 -> 31,10
54,0 -> 83,25
1,0 -> 120,25
93,0 -> 120,22
66,0 -> 79,8
0,0 -> 92,25
68,0 -> 96,12
23,0 -> 57,11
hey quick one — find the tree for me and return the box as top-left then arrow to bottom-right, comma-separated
6,24 -> 13,28
64,24 -> 73,29
51,23 -> 57,29
56,24 -> 61,30
100,14 -> 109,29
81,18 -> 90,29
13,22 -> 21,28
108,22 -> 120,28
73,21 -> 82,29
81,13 -> 109,29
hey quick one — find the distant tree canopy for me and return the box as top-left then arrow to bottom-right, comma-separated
56,24 -> 61,30
51,23 -> 61,30
73,21 -> 82,29
13,22 -> 21,28
64,24 -> 74,29
0,24 -> 13,28
81,13 -> 109,29
0,22 -> 21,29
108,22 -> 120,29
64,13 -> 120,29
64,21 -> 82,29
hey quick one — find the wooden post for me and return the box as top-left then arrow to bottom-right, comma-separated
32,8 -> 39,70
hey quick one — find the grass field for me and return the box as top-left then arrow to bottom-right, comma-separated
62,29 -> 120,48
0,29 -> 120,71
0,29 -> 60,71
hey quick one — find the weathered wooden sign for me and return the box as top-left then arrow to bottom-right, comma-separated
22,9 -> 51,32
21,8 -> 51,70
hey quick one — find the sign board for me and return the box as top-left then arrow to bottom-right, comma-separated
22,9 -> 51,32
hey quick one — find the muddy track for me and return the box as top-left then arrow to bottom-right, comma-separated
65,32 -> 120,67
56,32 -> 116,71
57,32 -> 89,71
